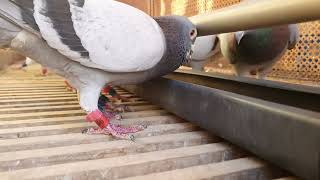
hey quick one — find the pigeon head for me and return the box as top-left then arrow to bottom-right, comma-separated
154,16 -> 197,67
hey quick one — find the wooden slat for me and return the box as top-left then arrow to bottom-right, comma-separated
0,101 -> 79,109
0,104 -> 81,114
0,122 -> 196,139
114,101 -> 149,105
0,74 -> 59,77
0,123 -> 196,153
0,82 -> 64,85
0,97 -> 146,104
122,158 -> 281,180
0,143 -> 241,180
0,116 -> 85,128
0,91 -> 75,96
105,94 -> 137,98
0,110 -> 85,121
0,96 -> 77,104
0,88 -> 66,92
0,115 -> 181,129
126,97 -> 143,101
0,93 -> 75,100
0,109 -> 168,121
0,132 -> 216,171
127,105 -> 160,111
0,122 -> 91,139
114,115 -> 184,126
0,77 -> 61,80
121,110 -> 168,119
0,80 -> 64,83
0,104 -> 157,114
0,84 -> 65,88
0,87 -> 66,91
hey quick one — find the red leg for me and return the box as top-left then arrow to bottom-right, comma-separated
86,109 -> 109,129
101,85 -> 112,96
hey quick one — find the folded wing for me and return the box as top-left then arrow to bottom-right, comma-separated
33,0 -> 165,72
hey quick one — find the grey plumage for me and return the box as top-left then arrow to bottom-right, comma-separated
147,16 -> 196,78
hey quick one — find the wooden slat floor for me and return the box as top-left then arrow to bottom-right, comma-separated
0,65 -> 296,180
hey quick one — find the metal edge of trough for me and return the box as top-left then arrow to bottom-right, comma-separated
121,74 -> 320,180
176,69 -> 320,95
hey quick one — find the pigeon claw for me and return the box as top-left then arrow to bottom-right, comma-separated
81,128 -> 89,134
114,114 -> 122,121
84,124 -> 144,141
85,110 -> 145,141
123,105 -> 133,112
141,124 -> 148,129
129,134 -> 135,142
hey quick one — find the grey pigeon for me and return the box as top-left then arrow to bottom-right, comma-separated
0,0 -> 196,139
188,35 -> 221,71
219,24 -> 299,78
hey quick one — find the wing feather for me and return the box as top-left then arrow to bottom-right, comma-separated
0,0 -> 39,36
33,0 -> 90,63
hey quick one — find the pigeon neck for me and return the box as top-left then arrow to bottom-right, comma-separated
153,17 -> 188,74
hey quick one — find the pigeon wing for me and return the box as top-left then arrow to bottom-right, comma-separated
33,0 -> 165,72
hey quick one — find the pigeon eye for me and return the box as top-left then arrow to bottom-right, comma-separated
190,29 -> 196,37
189,29 -> 197,40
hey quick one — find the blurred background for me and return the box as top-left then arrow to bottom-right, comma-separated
119,0 -> 320,88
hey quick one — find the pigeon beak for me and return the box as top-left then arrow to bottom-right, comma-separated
186,44 -> 195,61
190,44 -> 195,56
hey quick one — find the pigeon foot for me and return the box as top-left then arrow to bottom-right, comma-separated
85,110 -> 145,141
83,124 -> 146,141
